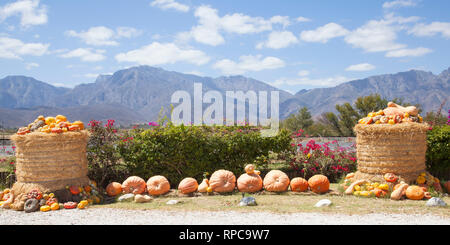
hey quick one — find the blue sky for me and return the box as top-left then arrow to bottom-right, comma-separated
0,0 -> 449,94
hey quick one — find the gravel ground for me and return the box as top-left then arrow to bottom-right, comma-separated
1,208 -> 449,225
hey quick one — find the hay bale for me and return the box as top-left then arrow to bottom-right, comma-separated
353,123 -> 429,184
9,131 -> 90,210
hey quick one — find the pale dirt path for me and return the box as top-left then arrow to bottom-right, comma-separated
1,208 -> 449,225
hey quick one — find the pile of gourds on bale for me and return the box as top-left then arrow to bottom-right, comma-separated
0,180 -> 101,212
105,164 -> 332,202
16,115 -> 84,135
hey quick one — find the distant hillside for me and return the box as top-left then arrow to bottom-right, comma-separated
281,68 -> 450,117
0,66 -> 449,128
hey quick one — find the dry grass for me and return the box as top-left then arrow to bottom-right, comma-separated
92,184 -> 450,217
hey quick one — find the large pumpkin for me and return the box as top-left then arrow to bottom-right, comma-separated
405,185 -> 425,200
106,182 -> 122,197
146,175 -> 171,196
290,177 -> 309,192
122,176 -> 147,194
308,175 -> 330,194
263,170 -> 290,192
209,170 -> 236,193
237,173 -> 263,193
178,177 -> 198,194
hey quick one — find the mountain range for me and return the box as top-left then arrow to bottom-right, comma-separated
0,65 -> 449,128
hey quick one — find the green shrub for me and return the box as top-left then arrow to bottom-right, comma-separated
426,125 -> 450,180
117,124 -> 291,186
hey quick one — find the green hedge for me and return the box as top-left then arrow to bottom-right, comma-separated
117,125 -> 292,186
426,125 -> 450,180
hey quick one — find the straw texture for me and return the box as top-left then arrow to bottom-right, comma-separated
10,131 -> 90,210
353,123 -> 429,183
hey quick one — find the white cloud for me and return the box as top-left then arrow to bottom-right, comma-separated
116,27 -> 142,38
298,70 -> 310,77
150,0 -> 190,12
256,31 -> 298,49
60,48 -> 106,62
385,47 -> 432,57
0,36 -> 48,59
115,42 -> 210,66
25,62 -> 39,70
181,5 -> 285,46
408,22 -> 450,38
213,55 -> 285,75
300,23 -> 349,43
272,75 -> 352,88
296,16 -> 311,22
65,26 -> 142,46
344,19 -> 405,52
84,73 -> 99,78
270,15 -> 290,28
0,0 -> 47,27
345,63 -> 376,71
382,0 -> 417,9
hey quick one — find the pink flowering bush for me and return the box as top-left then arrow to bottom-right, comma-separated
278,129 -> 357,182
87,119 -> 128,188
0,149 -> 16,188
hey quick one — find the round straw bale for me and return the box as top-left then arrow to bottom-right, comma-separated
353,123 -> 429,183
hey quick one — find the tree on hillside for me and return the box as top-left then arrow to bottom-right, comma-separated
318,112 -> 344,136
282,106 -> 314,132
336,103 -> 360,136
354,94 -> 388,117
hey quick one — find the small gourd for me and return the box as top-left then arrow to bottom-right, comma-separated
77,200 -> 89,209
197,179 -> 210,193
40,205 -> 51,212
50,203 -> 60,211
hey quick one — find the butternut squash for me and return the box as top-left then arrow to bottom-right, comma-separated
345,180 -> 367,195
391,182 -> 409,200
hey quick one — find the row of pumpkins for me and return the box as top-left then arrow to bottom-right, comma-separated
106,165 -> 331,197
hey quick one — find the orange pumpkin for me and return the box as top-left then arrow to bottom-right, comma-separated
237,173 -> 263,193
244,164 -> 255,174
384,173 -> 398,183
308,175 -> 330,194
405,185 -> 425,200
122,176 -> 146,194
209,170 -> 236,193
146,175 -> 170,196
263,170 -> 290,192
72,121 -> 85,130
178,177 -> 198,194
290,177 -> 309,192
106,182 -> 122,196
69,186 -> 80,195
444,181 -> 450,194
